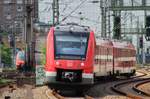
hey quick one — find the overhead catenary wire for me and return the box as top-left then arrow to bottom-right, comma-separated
60,14 -> 101,24
60,0 -> 75,13
59,0 -> 88,24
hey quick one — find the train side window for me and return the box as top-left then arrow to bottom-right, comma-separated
128,50 -> 130,57
108,48 -> 111,62
107,48 -> 108,61
118,49 -> 120,58
119,49 -> 121,57
99,47 -> 103,64
116,49 -> 118,58
95,47 -> 99,64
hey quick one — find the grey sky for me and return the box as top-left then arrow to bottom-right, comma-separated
38,0 -> 150,49
39,0 -> 101,33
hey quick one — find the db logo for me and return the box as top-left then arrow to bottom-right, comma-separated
67,61 -> 73,67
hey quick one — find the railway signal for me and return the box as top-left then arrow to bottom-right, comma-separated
145,16 -> 150,41
8,34 -> 15,48
114,16 -> 121,39
139,37 -> 143,48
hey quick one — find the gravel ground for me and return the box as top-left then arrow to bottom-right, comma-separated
101,95 -> 131,99
66,95 -> 130,99
0,85 -> 134,99
138,82 -> 150,94
1,85 -> 28,99
0,85 -> 57,99
32,86 -> 57,99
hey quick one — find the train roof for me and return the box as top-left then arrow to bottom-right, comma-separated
54,23 -> 91,33
96,38 -> 113,47
126,42 -> 135,50
112,40 -> 135,49
96,37 -> 135,50
112,40 -> 127,48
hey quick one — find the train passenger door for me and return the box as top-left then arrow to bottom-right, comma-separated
94,46 -> 103,76
114,48 -> 120,75
94,46 -> 100,73
104,47 -> 107,76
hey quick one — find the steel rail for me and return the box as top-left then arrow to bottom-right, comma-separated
111,78 -> 150,99
132,79 -> 150,96
46,89 -> 94,99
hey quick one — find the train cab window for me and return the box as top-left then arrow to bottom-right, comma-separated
54,31 -> 89,60
16,50 -> 25,62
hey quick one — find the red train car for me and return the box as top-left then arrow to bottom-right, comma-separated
94,38 -> 113,77
45,24 -> 136,90
112,40 -> 136,76
45,24 -> 95,89
16,49 -> 25,71
94,39 -> 136,78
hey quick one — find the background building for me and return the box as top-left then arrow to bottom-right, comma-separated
0,0 -> 38,35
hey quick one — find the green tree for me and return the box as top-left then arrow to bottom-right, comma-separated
41,47 -> 46,65
1,45 -> 12,66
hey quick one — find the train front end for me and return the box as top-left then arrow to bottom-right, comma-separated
45,24 -> 95,89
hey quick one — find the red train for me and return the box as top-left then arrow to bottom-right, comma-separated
16,49 -> 25,72
45,24 -> 136,90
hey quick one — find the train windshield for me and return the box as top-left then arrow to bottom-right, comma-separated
54,31 -> 89,60
17,51 -> 25,60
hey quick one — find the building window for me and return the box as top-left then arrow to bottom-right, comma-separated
3,6 -> 11,12
4,12 -> 12,20
147,48 -> 150,54
6,14 -> 11,20
17,0 -> 23,4
17,6 -> 23,12
4,0 -> 12,4
16,13 -> 23,19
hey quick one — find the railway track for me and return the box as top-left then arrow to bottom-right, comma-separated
45,89 -> 94,99
1,71 -> 35,77
133,79 -> 150,96
111,78 -> 150,99
1,68 -> 150,99
111,68 -> 150,99
0,70 -> 35,88
86,68 -> 149,98
44,70 -> 148,99
1,83 -> 35,99
0,70 -> 35,99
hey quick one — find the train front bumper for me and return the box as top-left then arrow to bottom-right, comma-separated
45,71 -> 94,90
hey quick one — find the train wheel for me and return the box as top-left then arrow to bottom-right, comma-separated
116,70 -> 120,76
76,89 -> 84,96
108,71 -> 112,76
125,74 -> 131,78
131,69 -> 136,76
110,74 -> 116,80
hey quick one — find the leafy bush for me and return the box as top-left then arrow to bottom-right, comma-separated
1,44 -> 12,66
41,47 -> 46,65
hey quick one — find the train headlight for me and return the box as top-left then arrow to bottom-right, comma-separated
81,62 -> 84,66
56,61 -> 60,65
70,27 -> 74,30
